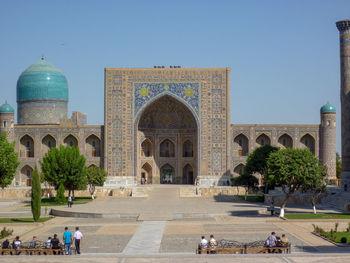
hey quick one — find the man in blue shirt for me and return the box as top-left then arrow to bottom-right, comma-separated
63,227 -> 73,255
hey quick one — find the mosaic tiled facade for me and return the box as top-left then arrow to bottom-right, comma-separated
0,62 -> 337,188
104,68 -> 231,186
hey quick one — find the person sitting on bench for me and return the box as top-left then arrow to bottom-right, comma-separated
281,234 -> 289,247
198,236 -> 208,254
2,239 -> 10,249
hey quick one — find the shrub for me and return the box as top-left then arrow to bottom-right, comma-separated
341,237 -> 347,243
335,222 -> 339,232
31,165 -> 41,222
0,227 -> 13,239
55,183 -> 66,204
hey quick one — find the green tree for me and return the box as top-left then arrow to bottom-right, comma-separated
302,164 -> 328,214
55,183 -> 66,204
244,145 -> 279,192
0,132 -> 19,188
41,145 -> 88,195
336,153 -> 342,179
87,166 -> 107,199
31,165 -> 41,222
266,148 -> 324,217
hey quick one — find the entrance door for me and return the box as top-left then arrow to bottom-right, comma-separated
161,164 -> 174,184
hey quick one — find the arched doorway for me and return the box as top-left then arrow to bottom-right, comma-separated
42,135 -> 56,156
86,135 -> 101,157
141,163 -> 152,184
256,134 -> 271,147
160,164 -> 174,184
234,163 -> 245,176
182,164 -> 194,184
233,134 -> 249,156
137,95 -> 198,184
64,135 -> 78,147
20,135 -> 34,157
300,134 -> 315,154
20,165 -> 33,186
278,134 -> 293,149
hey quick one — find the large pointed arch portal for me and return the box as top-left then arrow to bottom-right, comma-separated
135,95 -> 198,184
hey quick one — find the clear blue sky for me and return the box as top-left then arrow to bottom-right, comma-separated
0,0 -> 348,153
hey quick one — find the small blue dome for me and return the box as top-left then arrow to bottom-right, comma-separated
320,103 -> 336,113
0,102 -> 14,113
16,58 -> 68,102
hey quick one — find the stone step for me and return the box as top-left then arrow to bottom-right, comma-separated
179,186 -> 200,197
131,186 -> 153,197
138,213 -> 173,221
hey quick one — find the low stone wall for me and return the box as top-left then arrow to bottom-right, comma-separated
264,193 -> 325,205
0,187 -> 132,199
200,186 -> 247,197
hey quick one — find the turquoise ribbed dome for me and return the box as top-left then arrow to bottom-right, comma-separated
0,102 -> 14,113
320,103 -> 336,113
16,59 -> 68,102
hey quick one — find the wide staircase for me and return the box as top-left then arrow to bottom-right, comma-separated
321,187 -> 350,211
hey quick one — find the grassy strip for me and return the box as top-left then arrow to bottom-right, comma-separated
0,217 -> 52,223
25,196 -> 94,207
238,194 -> 265,203
285,213 -> 350,219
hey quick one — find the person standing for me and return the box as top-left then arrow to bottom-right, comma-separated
73,227 -> 83,254
68,196 -> 72,207
63,227 -> 73,255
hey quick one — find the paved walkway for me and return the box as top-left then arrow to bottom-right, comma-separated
123,221 -> 166,254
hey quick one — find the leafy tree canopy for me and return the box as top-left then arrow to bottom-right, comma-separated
266,148 -> 325,211
41,145 -> 88,191
244,145 -> 279,177
0,132 -> 19,188
87,166 -> 107,197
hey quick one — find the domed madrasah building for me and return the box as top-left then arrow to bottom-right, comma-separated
0,59 -> 337,193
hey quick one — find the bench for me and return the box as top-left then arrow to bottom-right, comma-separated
197,247 -> 245,254
246,245 -> 291,254
196,244 -> 291,254
0,248 -> 65,255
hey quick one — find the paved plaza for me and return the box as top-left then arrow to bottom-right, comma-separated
1,186 -> 350,262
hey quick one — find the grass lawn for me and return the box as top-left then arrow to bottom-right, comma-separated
285,213 -> 350,220
329,232 -> 350,243
238,194 -> 265,203
25,196 -> 94,207
0,217 -> 52,223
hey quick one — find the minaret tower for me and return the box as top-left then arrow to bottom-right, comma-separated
336,20 -> 350,189
319,103 -> 336,181
0,101 -> 15,142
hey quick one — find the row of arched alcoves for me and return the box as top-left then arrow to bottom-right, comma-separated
17,164 -> 98,187
140,162 -> 194,184
233,133 -> 316,157
141,139 -> 194,158
18,134 -> 101,158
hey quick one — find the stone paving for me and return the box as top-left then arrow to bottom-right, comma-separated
1,185 -> 350,261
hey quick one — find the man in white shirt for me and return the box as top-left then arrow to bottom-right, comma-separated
266,232 -> 277,247
198,236 -> 208,254
73,227 -> 83,254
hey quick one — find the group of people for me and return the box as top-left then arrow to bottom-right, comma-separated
265,232 -> 289,248
1,226 -> 83,255
198,235 -> 217,253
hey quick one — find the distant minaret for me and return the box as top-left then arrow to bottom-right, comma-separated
0,101 -> 15,142
319,103 -> 336,180
336,20 -> 350,189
